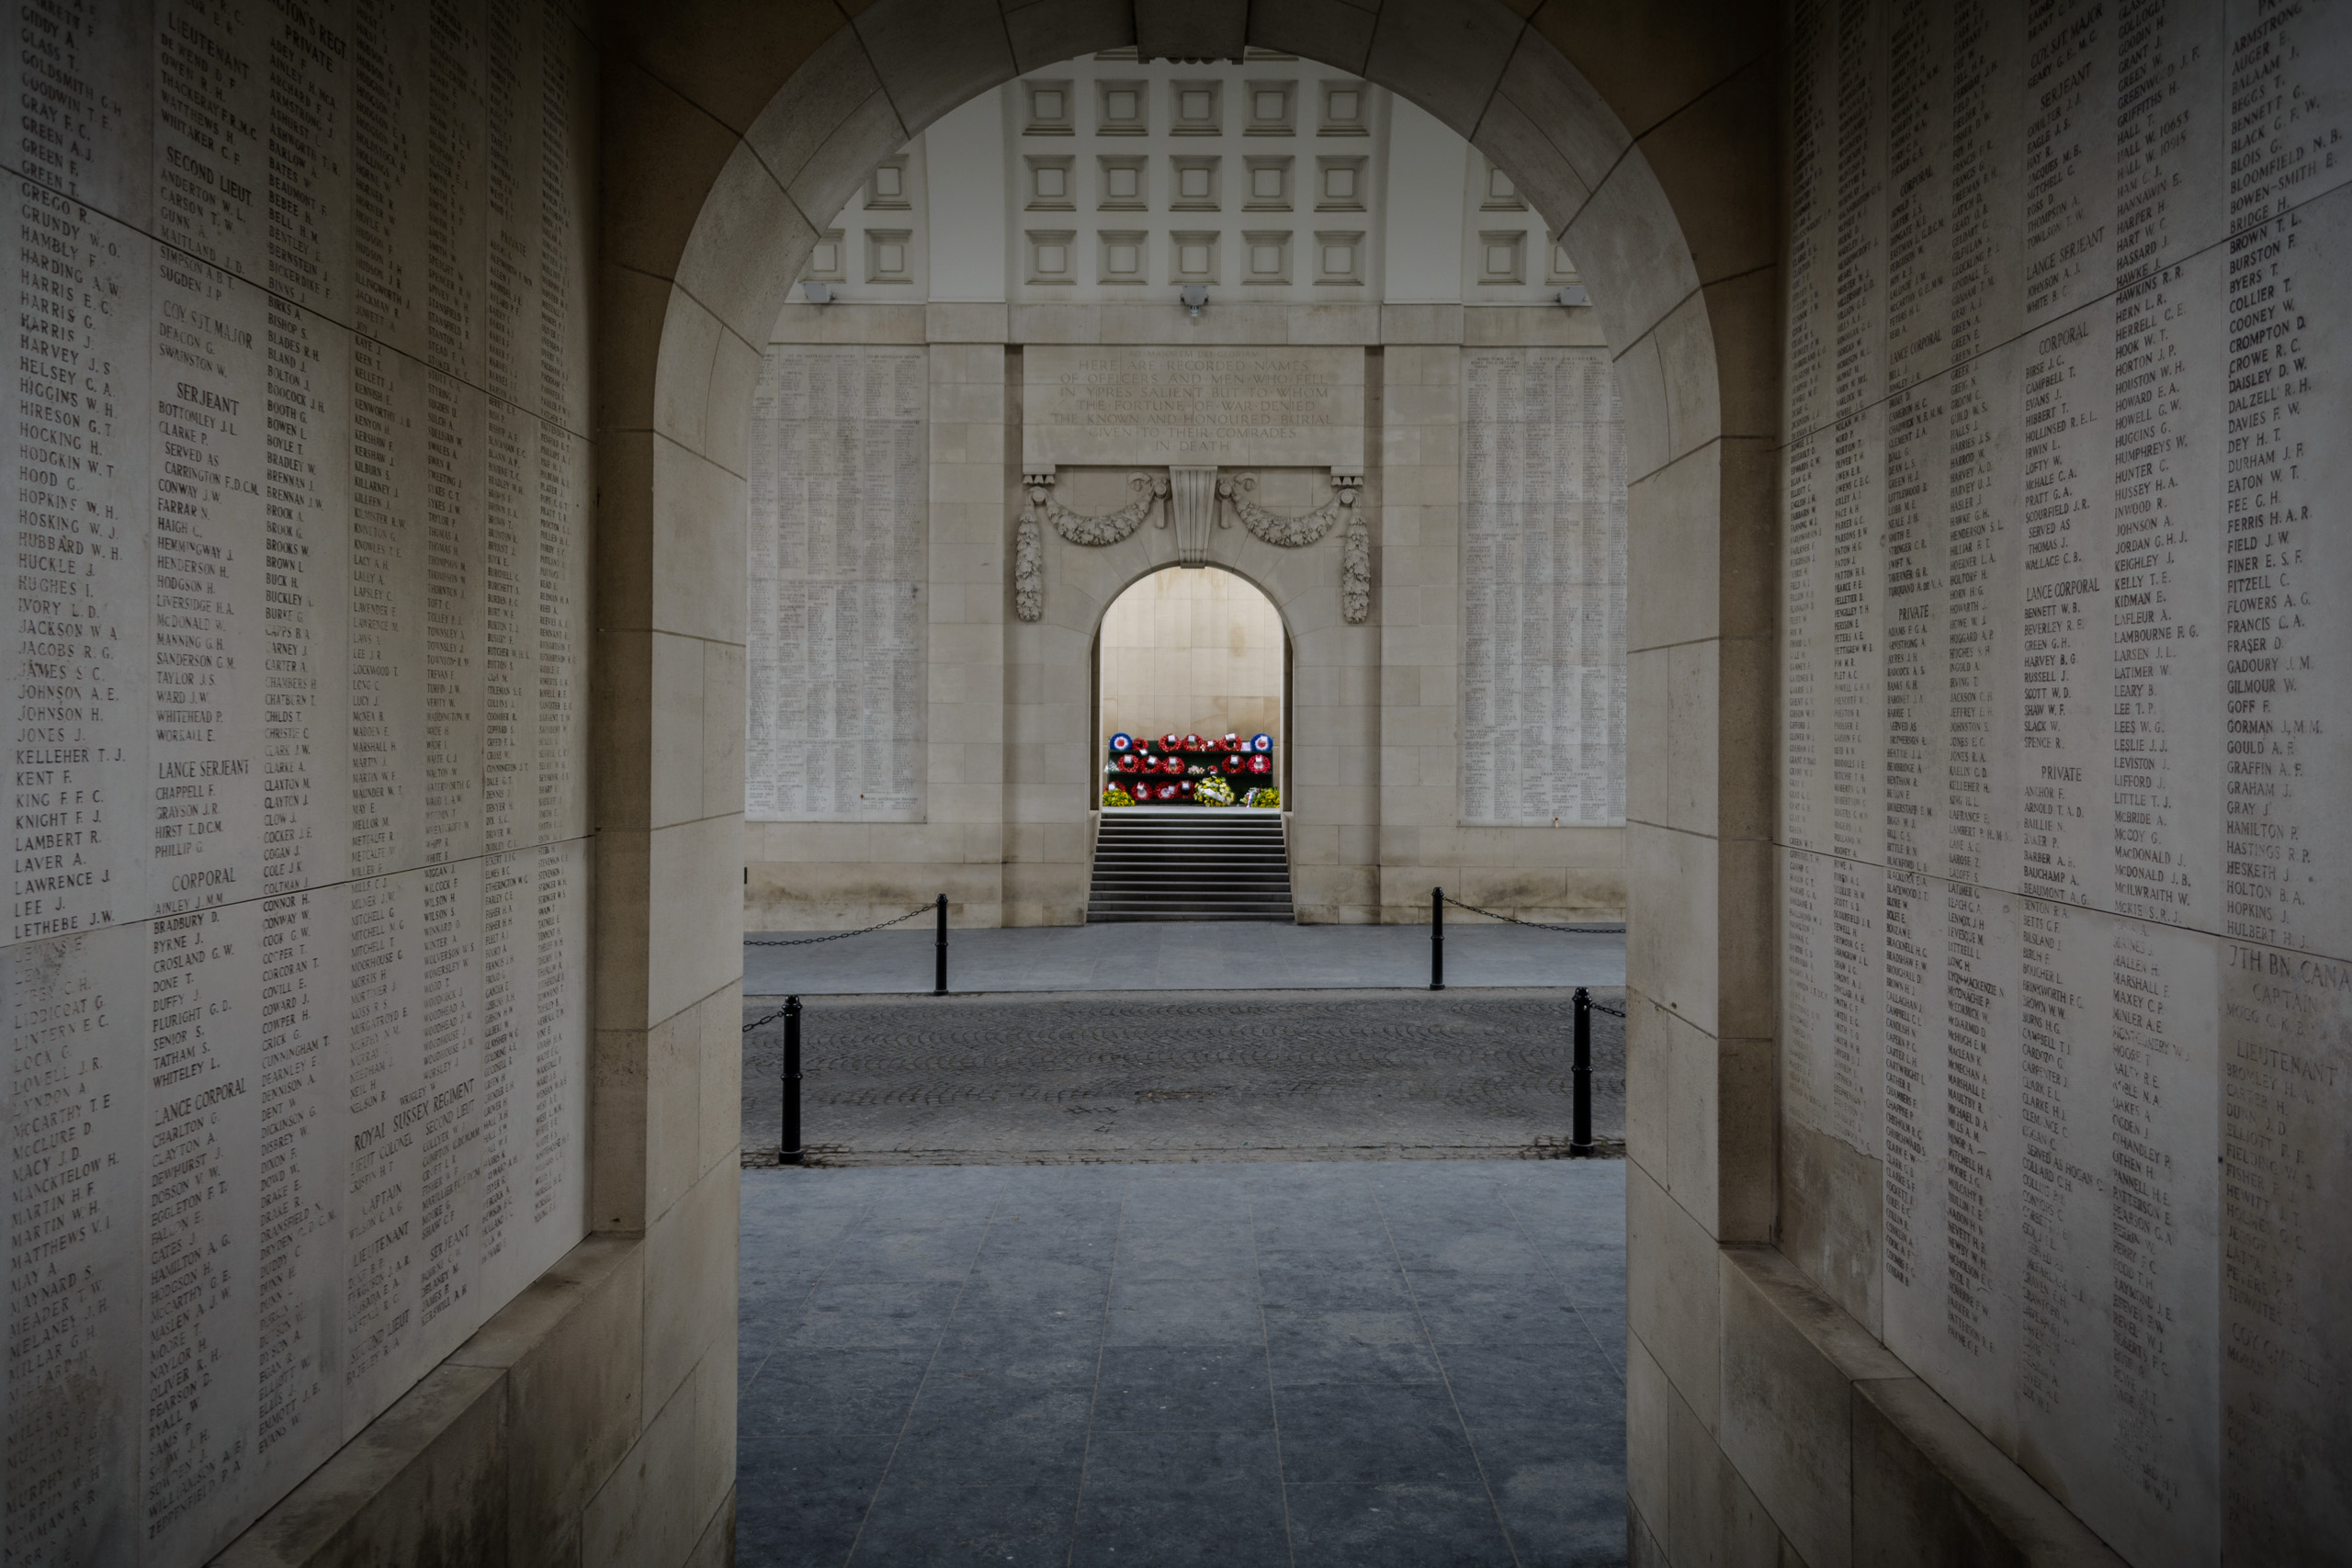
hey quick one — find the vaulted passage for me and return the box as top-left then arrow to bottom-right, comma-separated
726,74 -> 1636,1549
12,1 -> 2346,1565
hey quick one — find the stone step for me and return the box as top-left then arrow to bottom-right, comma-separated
1087,811 -> 1296,923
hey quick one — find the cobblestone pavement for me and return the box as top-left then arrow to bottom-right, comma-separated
741,989 -> 1626,1167
737,1158 -> 1627,1566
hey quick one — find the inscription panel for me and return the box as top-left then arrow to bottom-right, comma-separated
747,345 -> 928,823
2213,177 -> 2352,1558
1458,349 -> 1626,827
1781,6 -> 2350,1562
0,4 -> 594,1562
1023,345 -> 1364,469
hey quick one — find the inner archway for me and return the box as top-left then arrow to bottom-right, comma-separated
1097,565 -> 1289,808
603,3 -> 1776,1561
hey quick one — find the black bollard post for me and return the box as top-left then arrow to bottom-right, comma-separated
1569,987 -> 1594,1156
780,995 -> 804,1166
933,894 -> 948,996
1430,886 -> 1445,991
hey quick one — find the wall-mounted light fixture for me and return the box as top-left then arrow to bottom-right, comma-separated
1555,285 -> 1589,307
803,281 -> 834,304
1180,284 -> 1209,318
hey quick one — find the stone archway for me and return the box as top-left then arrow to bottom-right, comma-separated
1093,561 -> 1292,783
592,2 -> 1777,1555
1018,483 -> 1369,923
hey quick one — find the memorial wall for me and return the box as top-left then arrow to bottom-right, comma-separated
741,326 -> 1634,888
747,345 -> 928,822
1,1 -> 596,1562
742,63 -> 1635,929
1462,347 -> 1626,827
1780,0 -> 2348,1560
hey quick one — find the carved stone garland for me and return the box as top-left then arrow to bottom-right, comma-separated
1217,472 -> 1344,546
1220,472 -> 1372,624
1013,468 -> 1370,625
1014,471 -> 1169,622
1048,471 -> 1168,544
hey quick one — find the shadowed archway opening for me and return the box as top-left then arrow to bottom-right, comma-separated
601,2 -> 1777,1558
1097,565 -> 1290,810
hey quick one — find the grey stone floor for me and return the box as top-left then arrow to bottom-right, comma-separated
744,923 -> 1624,997
737,1159 -> 1627,1566
741,990 -> 1627,1167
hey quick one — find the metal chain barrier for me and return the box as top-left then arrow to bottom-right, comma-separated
1438,892 -> 1627,937
741,902 -> 940,1034
744,903 -> 934,948
1429,886 -> 1629,1009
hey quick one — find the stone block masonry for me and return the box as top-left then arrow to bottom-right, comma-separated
1774,1 -> 2352,1562
2,1 -> 597,1562
746,346 -> 929,823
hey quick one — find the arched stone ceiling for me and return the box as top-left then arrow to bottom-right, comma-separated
601,0 -> 1779,493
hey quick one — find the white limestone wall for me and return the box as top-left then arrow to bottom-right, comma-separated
745,303 -> 1629,929
744,318 -> 1010,928
1774,3 -> 2352,1563
1376,310 -> 1627,922
0,2 -> 601,1562
738,59 -> 1628,930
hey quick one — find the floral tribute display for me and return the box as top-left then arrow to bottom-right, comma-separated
1102,730 -> 1276,807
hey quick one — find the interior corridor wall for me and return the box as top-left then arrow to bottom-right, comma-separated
1770,2 -> 2351,1562
0,2 -> 598,1562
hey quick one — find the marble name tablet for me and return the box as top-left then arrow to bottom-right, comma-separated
3,1 -> 596,1560
746,345 -> 930,823
1779,1 -> 2352,1562
1460,348 -> 1627,827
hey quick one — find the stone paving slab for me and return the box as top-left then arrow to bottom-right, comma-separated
745,922 -> 1625,996
737,1159 -> 1628,1567
742,989 -> 1628,1167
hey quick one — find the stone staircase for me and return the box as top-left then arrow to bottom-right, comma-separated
1084,809 -> 1295,922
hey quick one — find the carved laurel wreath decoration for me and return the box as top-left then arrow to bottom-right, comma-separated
1014,473 -> 1169,622
1013,470 -> 1369,625
1341,508 -> 1371,625
1217,473 -> 1346,547
1220,473 -> 1373,625
1050,473 -> 1168,545
1012,508 -> 1044,622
